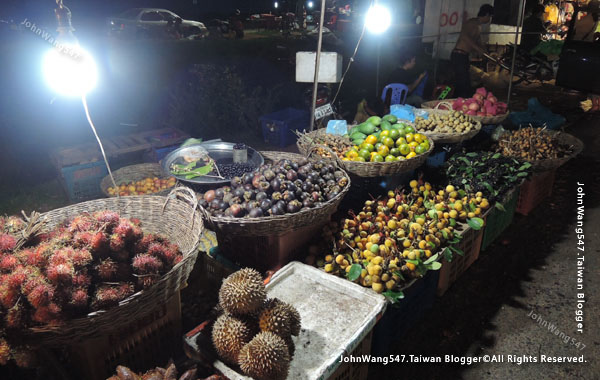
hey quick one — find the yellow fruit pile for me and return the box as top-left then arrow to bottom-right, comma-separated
344,124 -> 431,163
316,180 -> 489,293
107,176 -> 176,196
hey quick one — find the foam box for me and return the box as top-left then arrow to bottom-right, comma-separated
296,51 -> 342,83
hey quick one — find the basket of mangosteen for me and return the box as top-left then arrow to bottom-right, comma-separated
297,116 -> 435,178
0,186 -> 203,354
196,151 -> 351,237
496,127 -> 584,172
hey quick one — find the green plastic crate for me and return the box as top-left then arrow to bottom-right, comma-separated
481,188 -> 519,251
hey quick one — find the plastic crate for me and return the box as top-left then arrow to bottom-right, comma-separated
46,292 -> 182,380
516,169 -> 556,216
481,188 -> 519,251
371,270 -> 439,356
426,150 -> 447,168
437,225 -> 484,296
260,108 -> 309,148
216,221 -> 326,273
60,161 -> 109,202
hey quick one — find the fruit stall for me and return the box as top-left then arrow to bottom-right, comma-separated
0,87 -> 585,380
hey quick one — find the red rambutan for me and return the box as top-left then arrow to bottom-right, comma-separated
134,233 -> 157,253
0,255 -> 19,272
46,262 -> 74,284
70,288 -> 89,308
26,283 -> 54,308
72,271 -> 92,287
5,216 -> 26,234
110,249 -> 130,263
90,231 -> 109,254
0,283 -> 18,308
13,347 -> 37,368
49,247 -> 75,266
71,249 -> 93,268
5,302 -> 25,329
130,225 -> 143,242
0,234 -> 17,252
93,211 -> 120,231
117,283 -> 135,300
5,267 -> 27,289
147,242 -> 166,259
32,304 -> 62,326
95,258 -> 118,281
114,220 -> 134,240
52,229 -> 73,246
68,214 -> 95,234
73,231 -> 94,248
0,339 -> 10,366
18,248 -> 46,268
132,254 -> 163,275
137,275 -> 158,289
109,233 -> 125,252
92,285 -> 121,309
129,217 -> 141,226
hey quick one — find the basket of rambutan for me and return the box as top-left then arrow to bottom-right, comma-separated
0,186 -> 203,367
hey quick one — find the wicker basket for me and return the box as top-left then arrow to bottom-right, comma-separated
500,130 -> 584,172
422,99 -> 510,125
100,163 -> 175,197
297,129 -> 434,178
199,151 -> 350,237
23,187 -> 203,345
414,108 -> 482,144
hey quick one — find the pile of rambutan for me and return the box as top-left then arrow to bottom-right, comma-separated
0,211 -> 184,367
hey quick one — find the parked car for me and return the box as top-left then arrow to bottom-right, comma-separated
556,2 -> 600,94
107,8 -> 208,39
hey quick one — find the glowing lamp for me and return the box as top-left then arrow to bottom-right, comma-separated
365,4 -> 391,34
43,46 -> 97,96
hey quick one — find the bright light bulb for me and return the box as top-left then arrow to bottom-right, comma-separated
308,1 -> 314,8
365,4 -> 391,34
274,2 -> 279,8
43,44 -> 97,97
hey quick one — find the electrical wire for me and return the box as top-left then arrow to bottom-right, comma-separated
82,95 -> 119,198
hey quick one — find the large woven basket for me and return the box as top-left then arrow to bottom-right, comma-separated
297,129 -> 434,177
422,99 -> 510,125
23,187 -> 203,345
199,151 -> 350,236
100,163 -> 175,197
414,108 -> 482,144
500,130 -> 584,172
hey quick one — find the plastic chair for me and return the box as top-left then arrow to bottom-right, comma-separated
413,72 -> 428,98
381,83 -> 409,106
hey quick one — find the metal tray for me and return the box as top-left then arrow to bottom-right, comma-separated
161,142 -> 264,185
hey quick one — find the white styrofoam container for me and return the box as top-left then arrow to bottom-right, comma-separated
296,52 -> 343,83
214,262 -> 387,380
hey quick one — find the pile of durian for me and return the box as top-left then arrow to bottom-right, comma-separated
212,268 -> 301,380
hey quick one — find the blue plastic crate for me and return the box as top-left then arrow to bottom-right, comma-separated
60,161 -> 109,202
260,108 -> 309,148
426,150 -> 447,168
371,270 -> 439,356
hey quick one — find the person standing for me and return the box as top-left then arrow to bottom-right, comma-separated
451,4 -> 494,98
521,4 -> 547,53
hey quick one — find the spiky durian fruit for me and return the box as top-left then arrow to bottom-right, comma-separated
284,336 -> 295,358
211,313 -> 253,365
261,298 -> 302,337
218,268 -> 266,316
238,332 -> 290,380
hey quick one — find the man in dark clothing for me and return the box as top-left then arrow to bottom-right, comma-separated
451,4 -> 494,98
386,53 -> 427,106
521,5 -> 546,52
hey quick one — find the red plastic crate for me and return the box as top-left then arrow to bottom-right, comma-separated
516,169 -> 556,216
437,226 -> 484,297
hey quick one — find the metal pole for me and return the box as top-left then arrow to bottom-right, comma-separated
375,41 -> 381,97
309,0 -> 328,132
506,0 -> 526,106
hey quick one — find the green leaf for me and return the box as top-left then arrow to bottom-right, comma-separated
346,264 -> 362,281
466,152 -> 478,157
417,263 -> 428,276
467,217 -> 485,230
458,190 -> 466,198
465,184 -> 471,191
393,270 -> 406,281
482,182 -> 495,194
517,172 -> 529,177
442,229 -> 449,239
426,261 -> 442,270
449,218 -> 456,227
428,209 -> 437,219
450,245 -> 465,256
519,162 -> 532,170
428,241 -> 436,249
469,202 -> 477,212
383,291 -> 404,303
458,157 -> 471,165
443,247 -> 453,262
492,153 -> 501,159
424,253 -> 439,264
405,259 -> 419,265
495,202 -> 506,212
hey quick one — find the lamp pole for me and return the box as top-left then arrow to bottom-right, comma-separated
308,0 -> 328,132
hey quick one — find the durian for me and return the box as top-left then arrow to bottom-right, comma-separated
218,268 -> 266,315
211,313 -> 253,365
238,332 -> 290,380
261,298 -> 301,337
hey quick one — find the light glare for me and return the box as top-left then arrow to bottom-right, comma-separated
43,45 -> 97,96
365,5 -> 391,34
